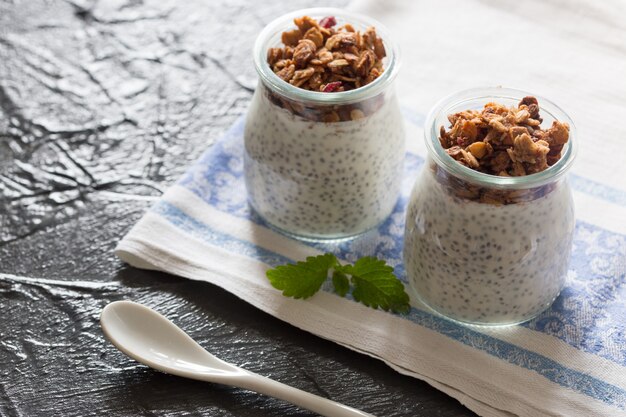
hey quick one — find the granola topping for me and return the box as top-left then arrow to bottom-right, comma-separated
439,97 -> 570,177
267,15 -> 386,92
261,15 -> 392,123
435,96 -> 571,205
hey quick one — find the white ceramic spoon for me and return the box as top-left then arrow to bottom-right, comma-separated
100,301 -> 375,417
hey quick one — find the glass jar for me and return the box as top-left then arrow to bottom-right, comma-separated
404,87 -> 577,326
244,8 -> 405,240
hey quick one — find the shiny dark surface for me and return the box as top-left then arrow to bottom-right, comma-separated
0,1 -> 474,415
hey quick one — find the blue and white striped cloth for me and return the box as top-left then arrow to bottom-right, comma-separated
117,115 -> 626,417
117,1 -> 626,415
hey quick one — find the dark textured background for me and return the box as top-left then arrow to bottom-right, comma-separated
0,0 -> 475,415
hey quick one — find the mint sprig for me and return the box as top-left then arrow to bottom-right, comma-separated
266,253 -> 410,314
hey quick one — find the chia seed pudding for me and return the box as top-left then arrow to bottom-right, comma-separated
245,9 -> 405,239
404,166 -> 575,324
404,88 -> 577,325
245,86 -> 404,238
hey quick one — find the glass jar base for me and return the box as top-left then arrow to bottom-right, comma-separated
409,286 -> 560,328
249,202 -> 388,243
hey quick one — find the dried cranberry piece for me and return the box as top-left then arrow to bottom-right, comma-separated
322,81 -> 342,92
319,16 -> 337,28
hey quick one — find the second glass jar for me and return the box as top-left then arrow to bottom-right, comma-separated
244,8 -> 405,240
404,87 -> 577,326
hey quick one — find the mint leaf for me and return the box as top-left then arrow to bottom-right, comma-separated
266,253 -> 410,314
332,270 -> 349,297
342,257 -> 410,314
266,253 -> 337,299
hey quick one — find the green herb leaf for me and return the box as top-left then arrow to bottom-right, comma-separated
342,257 -> 410,314
266,253 -> 337,299
332,270 -> 350,297
266,253 -> 410,314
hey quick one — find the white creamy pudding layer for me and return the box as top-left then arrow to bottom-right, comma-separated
244,90 -> 405,239
404,168 -> 575,325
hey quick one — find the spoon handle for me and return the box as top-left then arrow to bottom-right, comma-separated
220,371 -> 375,417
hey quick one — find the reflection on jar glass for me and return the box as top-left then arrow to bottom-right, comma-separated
404,87 -> 577,326
244,8 -> 405,241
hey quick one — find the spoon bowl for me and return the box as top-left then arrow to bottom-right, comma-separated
101,300 -> 374,417
101,301 -> 238,377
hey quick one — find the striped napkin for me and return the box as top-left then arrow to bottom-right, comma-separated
117,1 -> 626,415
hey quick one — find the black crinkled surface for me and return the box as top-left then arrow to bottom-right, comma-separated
0,1 -> 474,415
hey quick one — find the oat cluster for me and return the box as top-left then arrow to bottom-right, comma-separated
267,15 -> 386,92
439,97 -> 570,177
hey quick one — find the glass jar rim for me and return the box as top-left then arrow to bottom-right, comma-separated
424,86 -> 578,189
252,7 -> 400,105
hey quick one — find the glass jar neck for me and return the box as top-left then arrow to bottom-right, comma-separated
253,7 -> 400,105
424,87 -> 577,190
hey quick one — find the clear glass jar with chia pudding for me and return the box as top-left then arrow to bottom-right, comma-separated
244,8 -> 405,240
404,87 -> 577,326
